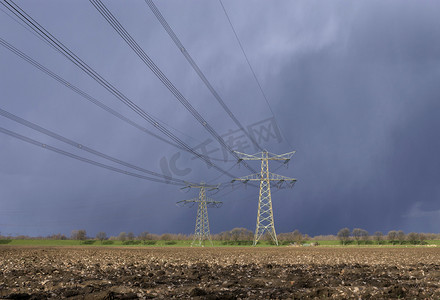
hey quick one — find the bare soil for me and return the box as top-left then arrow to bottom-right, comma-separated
1,246 -> 440,299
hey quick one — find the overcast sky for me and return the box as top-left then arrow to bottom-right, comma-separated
1,0 -> 439,238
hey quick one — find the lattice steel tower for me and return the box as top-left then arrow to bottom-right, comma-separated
177,183 -> 222,246
233,151 -> 296,246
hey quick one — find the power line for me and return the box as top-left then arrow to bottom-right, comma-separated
0,0 -> 233,152
89,0 -> 257,174
0,37 -> 174,150
0,126 -> 183,185
144,0 -> 262,152
0,0 -> 238,179
0,5 -> 59,53
218,0 -> 294,149
0,107 -> 190,185
0,37 -> 231,163
207,162 -> 238,184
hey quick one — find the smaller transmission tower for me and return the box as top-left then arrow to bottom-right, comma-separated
233,150 -> 296,246
177,183 -> 222,246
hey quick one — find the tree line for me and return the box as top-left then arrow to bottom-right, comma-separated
336,228 -> 431,245
1,228 -> 310,245
2,228 -> 439,245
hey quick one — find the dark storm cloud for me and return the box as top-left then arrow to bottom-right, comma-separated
0,1 -> 439,237
269,1 -> 440,234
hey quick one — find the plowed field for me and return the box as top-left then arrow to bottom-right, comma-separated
1,246 -> 440,299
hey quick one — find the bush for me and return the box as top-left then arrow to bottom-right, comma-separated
164,241 -> 177,245
81,240 -> 96,245
237,241 -> 253,246
221,240 -> 253,246
122,240 -> 141,245
143,240 -> 157,245
0,239 -> 12,244
102,240 -> 114,245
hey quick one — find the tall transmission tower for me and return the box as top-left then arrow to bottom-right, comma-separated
177,183 -> 222,246
232,151 -> 296,246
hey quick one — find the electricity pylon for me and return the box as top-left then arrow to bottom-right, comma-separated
177,183 -> 222,246
232,150 -> 296,246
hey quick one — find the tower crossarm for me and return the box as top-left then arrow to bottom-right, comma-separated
234,151 -> 262,161
181,182 -> 220,191
205,199 -> 223,208
267,172 -> 296,181
232,172 -> 296,184
176,198 -> 222,207
176,198 -> 198,207
231,173 -> 261,183
268,172 -> 297,189
234,150 -> 296,163
178,198 -> 221,204
266,151 -> 296,162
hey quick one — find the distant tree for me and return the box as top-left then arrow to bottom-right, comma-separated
214,231 -> 229,241
277,232 -> 291,242
138,231 -> 150,242
160,233 -> 172,241
230,228 -> 241,241
352,228 -> 363,245
16,235 -> 30,240
419,233 -> 427,245
238,228 -> 253,241
311,235 -> 338,241
78,230 -> 86,241
229,228 -> 253,241
96,232 -> 107,243
387,230 -> 398,244
71,229 -> 86,241
303,234 -> 310,242
70,230 -> 77,240
118,232 -> 127,242
425,233 -> 438,240
397,230 -> 406,244
292,230 -> 303,244
48,233 -> 67,240
337,228 -> 351,245
407,232 -> 419,245
374,231 -> 384,244
127,232 -> 135,241
360,229 -> 369,243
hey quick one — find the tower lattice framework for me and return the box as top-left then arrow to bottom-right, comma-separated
233,150 -> 296,246
177,183 -> 221,247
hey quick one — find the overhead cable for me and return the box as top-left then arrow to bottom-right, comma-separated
0,107 -> 190,185
0,0 -> 237,178
219,0 -> 294,149
0,37 -> 229,163
89,0 -> 257,174
0,126 -> 183,185
144,0 -> 263,152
